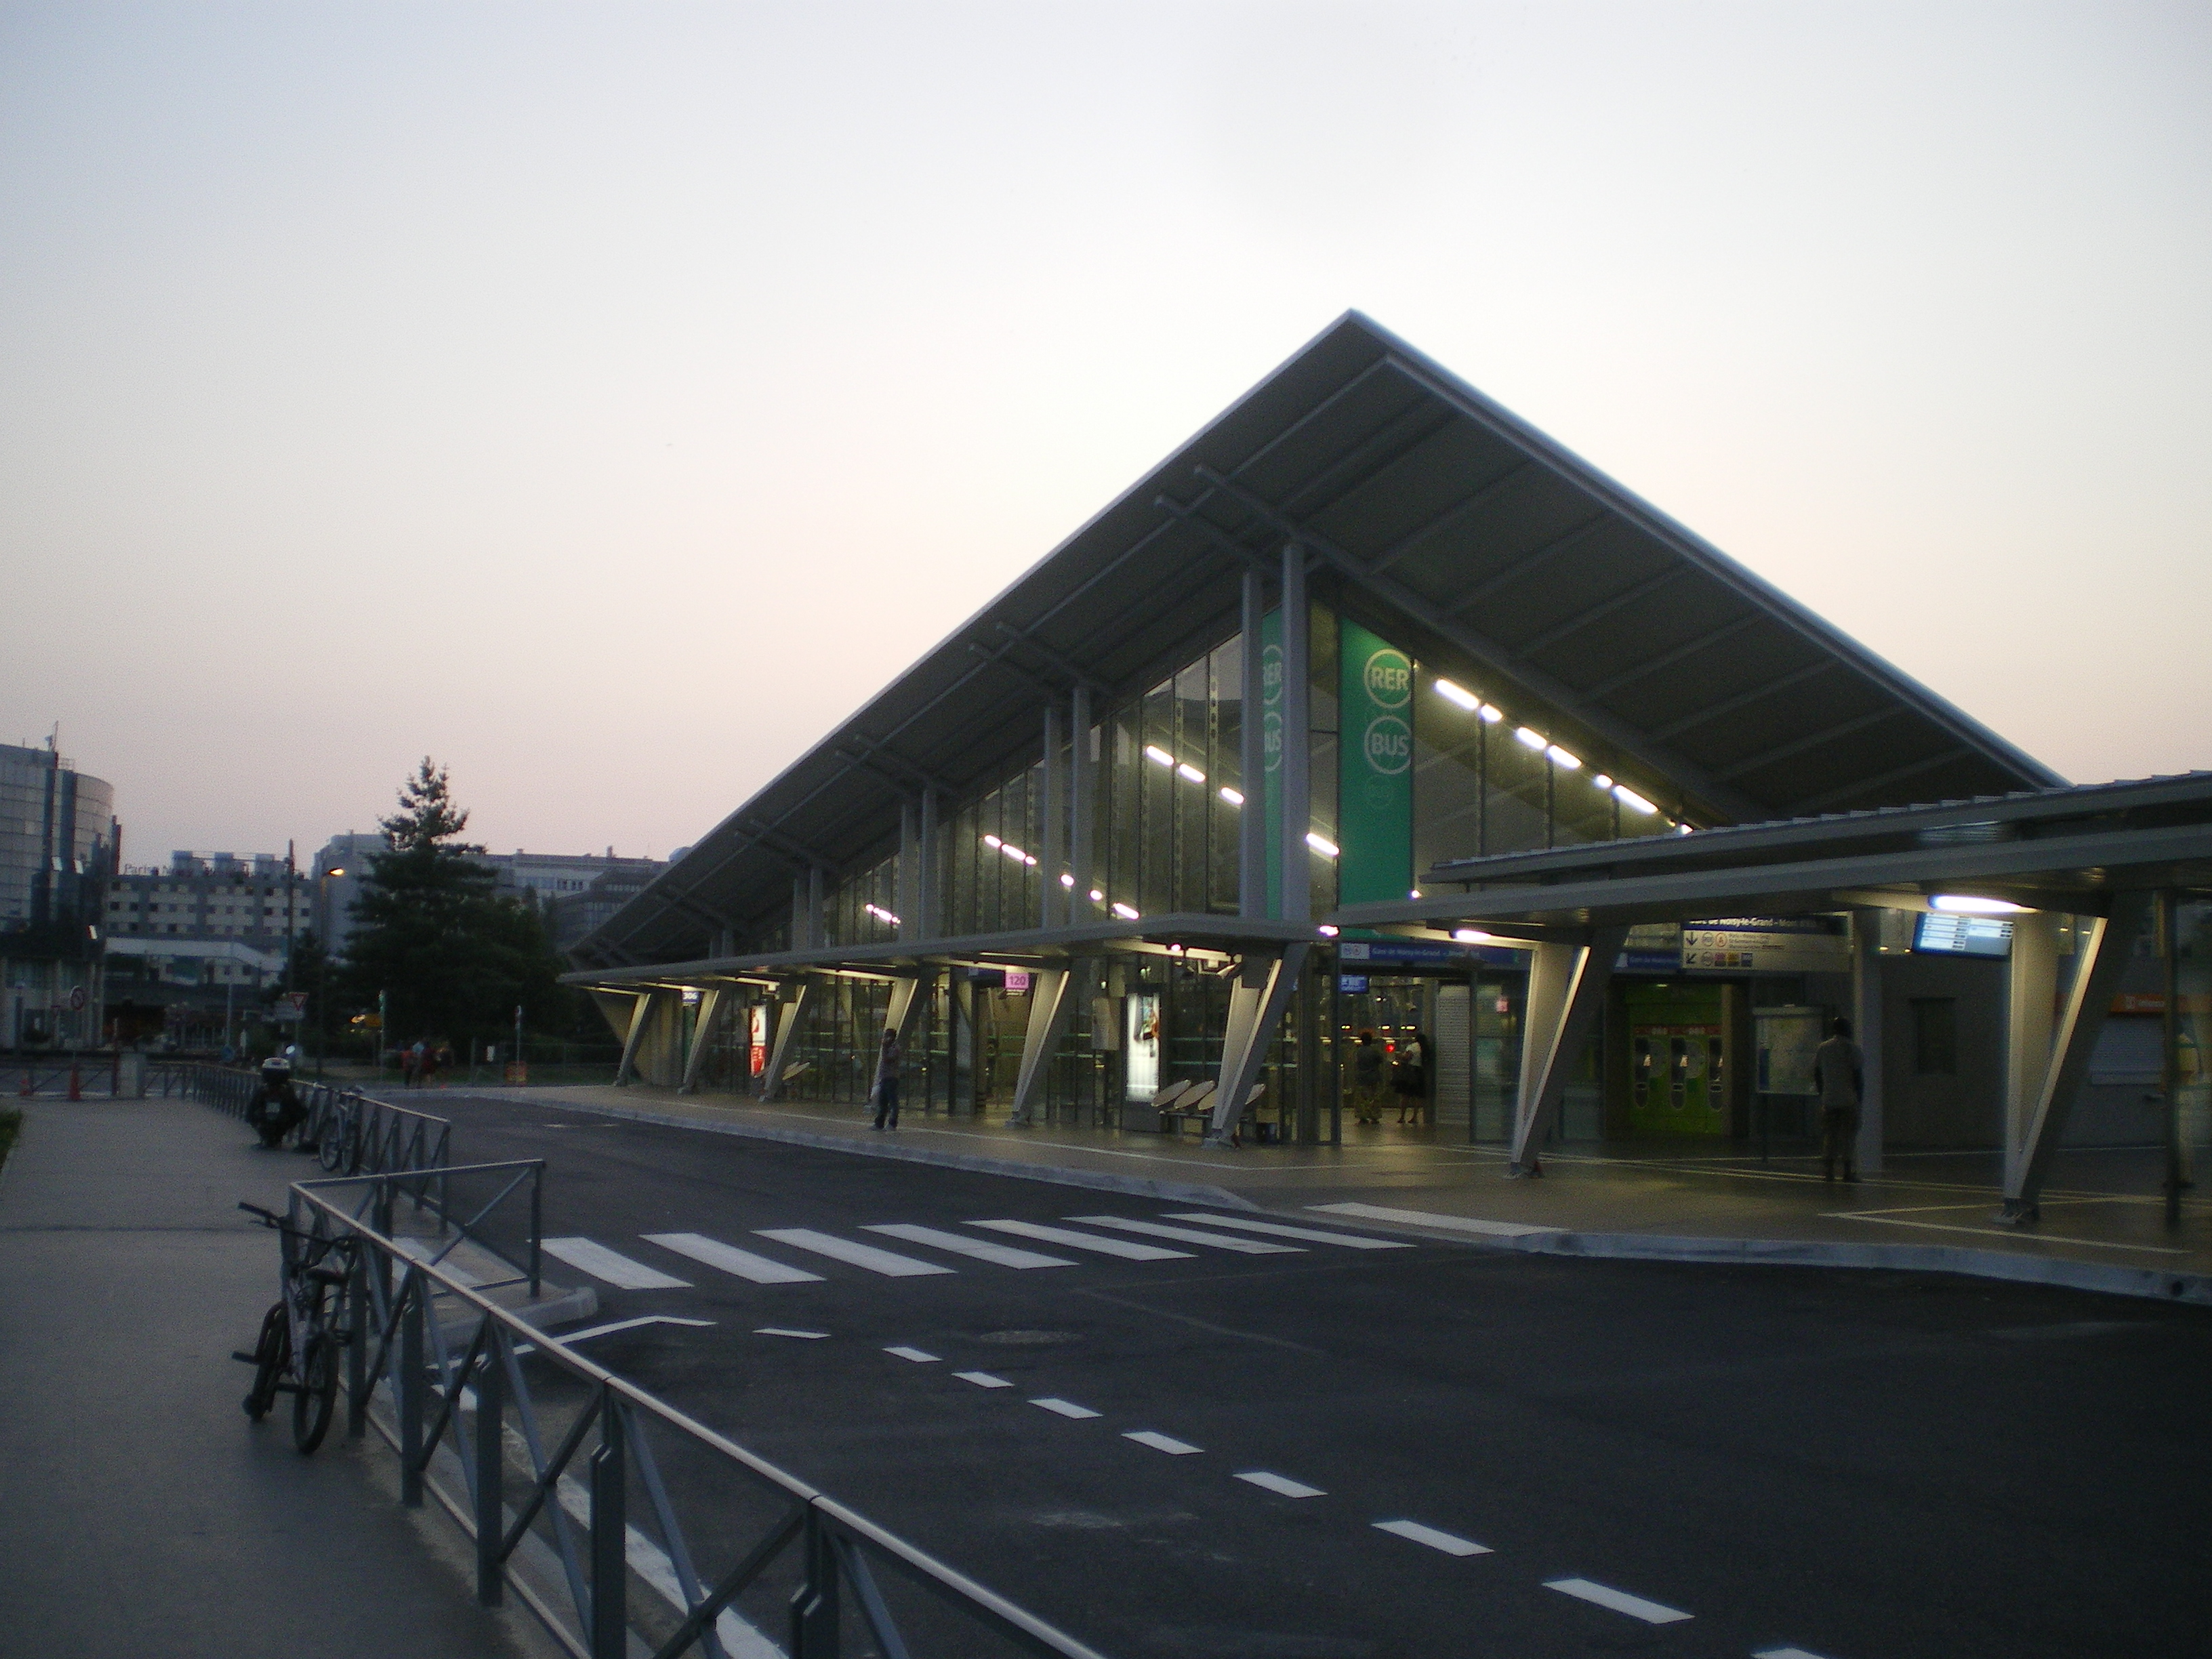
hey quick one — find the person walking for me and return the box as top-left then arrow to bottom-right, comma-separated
1351,1030 -> 1386,1125
1814,1016 -> 1864,1183
1393,1029 -> 1429,1125
870,1027 -> 903,1130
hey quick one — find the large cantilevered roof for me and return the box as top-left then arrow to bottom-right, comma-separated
578,311 -> 2061,968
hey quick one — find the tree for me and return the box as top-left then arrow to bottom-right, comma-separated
337,760 -> 572,1051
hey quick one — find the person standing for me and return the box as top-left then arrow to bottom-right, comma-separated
1814,1016 -> 1864,1183
871,1027 -> 903,1130
1351,1030 -> 1386,1125
1393,1029 -> 1429,1125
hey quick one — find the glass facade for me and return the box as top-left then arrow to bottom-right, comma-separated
0,744 -> 115,955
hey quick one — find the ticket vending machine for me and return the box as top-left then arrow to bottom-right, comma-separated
1624,983 -> 1729,1136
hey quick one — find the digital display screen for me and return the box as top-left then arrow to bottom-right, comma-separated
1914,912 -> 2013,958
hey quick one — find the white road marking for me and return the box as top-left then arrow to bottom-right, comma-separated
1067,1216 -> 1302,1254
755,1228 -> 956,1277
1312,1203 -> 1563,1238
1234,1471 -> 1324,1498
863,1223 -> 1077,1269
1372,1519 -> 1491,1555
1753,1649 -> 1836,1659
967,1219 -> 1191,1260
884,1345 -> 940,1363
754,1327 -> 830,1339
554,1474 -> 779,1659
644,1231 -> 825,1284
952,1370 -> 1013,1389
1544,1578 -> 1692,1624
1123,1431 -> 1202,1455
1824,1211 -> 2188,1254
1162,1212 -> 1414,1248
555,1315 -> 714,1345
541,1237 -> 693,1290
1030,1397 -> 1101,1419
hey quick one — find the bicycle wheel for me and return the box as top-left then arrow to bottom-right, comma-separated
318,1118 -> 346,1172
292,1331 -> 338,1452
243,1303 -> 289,1420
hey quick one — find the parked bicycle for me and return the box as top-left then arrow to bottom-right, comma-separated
233,1201 -> 356,1452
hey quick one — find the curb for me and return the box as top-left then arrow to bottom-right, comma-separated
451,1088 -> 1259,1211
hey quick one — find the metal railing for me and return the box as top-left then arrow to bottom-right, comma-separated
187,1064 -> 451,1176
10,1051 -> 133,1099
283,1167 -> 1111,1659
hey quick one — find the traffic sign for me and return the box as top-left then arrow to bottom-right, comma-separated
275,992 -> 310,1021
68,985 -> 87,1011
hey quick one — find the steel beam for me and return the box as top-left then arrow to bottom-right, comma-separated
1240,568 -> 1268,918
1851,910 -> 1886,1176
1007,964 -> 1080,1126
614,991 -> 657,1087
759,981 -> 817,1103
1509,926 -> 1627,1174
1999,894 -> 2153,1221
1712,706 -> 1906,784
1069,685 -> 1094,924
1279,540 -> 1311,923
678,985 -> 723,1094
1040,703 -> 1064,929
1208,945 -> 1308,1143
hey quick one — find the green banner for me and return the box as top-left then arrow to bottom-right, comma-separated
1261,607 -> 1284,918
1337,618 -> 1413,906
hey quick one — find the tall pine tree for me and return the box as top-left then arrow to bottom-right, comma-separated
338,760 -> 569,1050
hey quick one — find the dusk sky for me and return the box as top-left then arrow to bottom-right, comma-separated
3,2 -> 2207,867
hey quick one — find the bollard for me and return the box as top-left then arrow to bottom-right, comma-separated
17,1071 -> 30,1097
67,1065 -> 81,1101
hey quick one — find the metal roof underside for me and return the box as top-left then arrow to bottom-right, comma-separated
580,312 -> 2061,968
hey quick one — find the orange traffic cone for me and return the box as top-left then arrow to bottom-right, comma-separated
16,1071 -> 29,1097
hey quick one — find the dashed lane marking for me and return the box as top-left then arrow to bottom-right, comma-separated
952,1370 -> 1014,1389
644,1231 -> 825,1284
967,1219 -> 1191,1261
1544,1578 -> 1692,1624
542,1237 -> 693,1290
1753,1649 -> 1837,1658
884,1345 -> 940,1363
1372,1519 -> 1491,1556
1030,1397 -> 1102,1419
754,1327 -> 830,1339
1161,1212 -> 1414,1248
1311,1203 -> 1564,1238
1066,1215 -> 1303,1254
1123,1431 -> 1202,1455
755,1228 -> 957,1277
1234,1471 -> 1325,1498
863,1222 -> 1077,1269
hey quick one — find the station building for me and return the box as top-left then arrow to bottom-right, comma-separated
566,313 -> 2212,1225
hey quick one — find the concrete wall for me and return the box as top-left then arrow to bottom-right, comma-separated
1879,955 -> 2005,1147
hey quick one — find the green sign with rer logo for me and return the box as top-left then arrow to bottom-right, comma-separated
1337,618 -> 1413,905
1261,607 -> 1284,918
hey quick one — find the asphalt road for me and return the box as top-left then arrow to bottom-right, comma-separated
419,1090 -> 2211,1659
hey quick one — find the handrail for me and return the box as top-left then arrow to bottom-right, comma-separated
183,1063 -> 450,1176
285,1170 -> 1113,1659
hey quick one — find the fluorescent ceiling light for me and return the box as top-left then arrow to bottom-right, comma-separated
1410,889 -> 1422,900
1059,872 -> 1075,888
1930,895 -> 2030,914
1111,901 -> 1140,920
1305,832 -> 1339,858
1452,928 -> 1497,944
1144,745 -> 1175,768
1317,924 -> 1340,937
1177,763 -> 1206,784
1088,888 -> 1104,903
1218,786 -> 1244,807
1592,774 -> 1613,790
1614,786 -> 1658,815
1547,745 -> 1581,769
982,834 -> 1002,848
1478,704 -> 1503,724
1514,726 -> 1547,750
1435,679 -> 1480,710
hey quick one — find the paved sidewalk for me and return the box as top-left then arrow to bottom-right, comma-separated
0,1097 -> 556,1659
438,1080 -> 2212,1305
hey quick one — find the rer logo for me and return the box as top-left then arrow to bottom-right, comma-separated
1363,715 -> 1412,775
1362,647 -> 1412,710
1261,642 -> 1285,707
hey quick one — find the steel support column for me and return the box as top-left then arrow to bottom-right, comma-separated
1008,964 -> 1080,1126
1278,544 -> 1311,923
1851,909 -> 1886,1176
1040,704 -> 1065,929
1999,894 -> 2153,1222
897,800 -> 921,940
1509,927 -> 1628,1175
678,985 -> 724,1094
1209,944 -> 1309,1143
760,981 -> 817,1102
882,974 -> 926,1050
1070,684 -> 1094,921
613,990 -> 657,1087
1240,567 -> 1268,918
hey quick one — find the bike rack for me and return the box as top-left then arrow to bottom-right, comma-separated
282,1171 -> 1111,1659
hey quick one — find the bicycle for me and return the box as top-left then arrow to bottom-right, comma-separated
233,1201 -> 357,1453
314,1094 -> 360,1174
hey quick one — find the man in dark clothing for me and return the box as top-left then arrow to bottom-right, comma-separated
246,1057 -> 307,1149
871,1027 -> 903,1130
1813,1016 -> 1865,1183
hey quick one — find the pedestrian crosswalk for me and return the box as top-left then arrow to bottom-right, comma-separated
537,1208 -> 1417,1292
